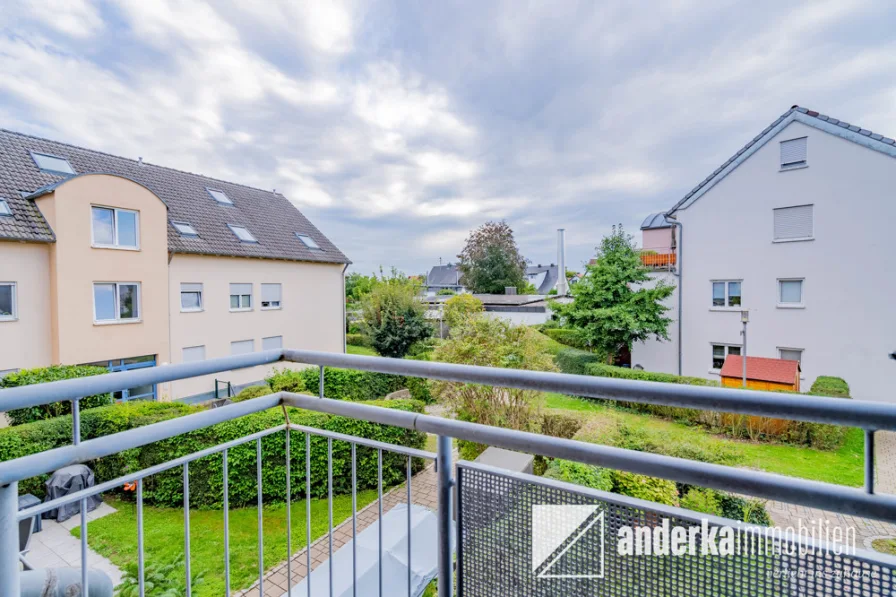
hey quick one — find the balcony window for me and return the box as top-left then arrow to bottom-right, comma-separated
92,206 -> 139,249
230,283 -> 252,311
94,282 -> 140,323
180,283 -> 203,312
778,279 -> 803,307
0,282 -> 16,321
261,283 -> 282,309
30,151 -> 75,175
712,344 -> 741,370
711,281 -> 741,307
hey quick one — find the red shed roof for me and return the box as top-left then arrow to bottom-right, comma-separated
719,356 -> 800,385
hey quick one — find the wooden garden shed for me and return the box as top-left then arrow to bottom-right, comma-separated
719,355 -> 801,392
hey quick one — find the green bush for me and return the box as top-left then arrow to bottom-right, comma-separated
680,488 -> 721,516
609,470 -> 679,506
265,368 -> 306,393
543,328 -> 590,350
231,385 -> 273,403
1,364 -> 114,425
541,412 -> 583,439
544,460 -> 613,492
404,354 -> 434,404
300,367 -> 407,401
554,348 -> 603,375
345,334 -> 372,348
717,493 -> 772,525
0,398 -> 426,508
809,376 -> 850,398
584,363 -> 719,387
795,376 -> 852,449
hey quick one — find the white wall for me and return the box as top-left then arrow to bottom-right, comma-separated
482,309 -> 550,326
0,242 -> 52,372
168,255 -> 345,400
631,271 -> 679,373
641,120 -> 896,401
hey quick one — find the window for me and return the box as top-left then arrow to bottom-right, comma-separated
230,283 -> 252,310
172,221 -> 198,237
778,279 -> 803,306
93,282 -> 140,322
711,280 -> 741,307
779,348 -> 803,363
207,188 -> 232,205
180,283 -> 203,312
0,282 -> 16,321
774,205 -> 813,241
227,224 -> 257,243
261,283 -> 282,309
780,137 -> 807,169
712,344 -> 741,370
0,199 -> 10,216
182,345 -> 206,363
296,233 -> 322,250
231,339 -> 254,355
91,206 -> 139,248
262,336 -> 283,351
30,151 -> 75,174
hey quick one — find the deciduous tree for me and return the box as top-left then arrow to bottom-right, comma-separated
457,221 -> 528,294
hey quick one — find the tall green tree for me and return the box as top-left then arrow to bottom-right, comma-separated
360,268 -> 432,358
457,221 -> 528,294
551,225 -> 675,361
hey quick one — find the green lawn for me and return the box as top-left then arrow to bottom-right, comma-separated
346,344 -> 378,356
76,493 -> 377,596
544,393 -> 864,487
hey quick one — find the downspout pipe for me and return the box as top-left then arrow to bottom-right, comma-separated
342,263 -> 350,353
665,214 -> 683,376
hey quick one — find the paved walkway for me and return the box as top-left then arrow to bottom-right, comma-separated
239,460 -> 442,597
25,502 -> 123,585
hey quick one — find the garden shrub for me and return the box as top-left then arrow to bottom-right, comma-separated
345,333 -> 372,348
809,376 -> 850,398
554,348 -> 602,375
544,460 -> 613,492
265,368 -> 307,393
543,328 -> 590,350
609,470 -> 678,506
443,294 -> 484,329
541,412 -> 583,439
231,384 -> 273,403
680,488 -> 722,516
585,363 -> 719,387
1,364 -> 114,425
299,367 -> 406,401
716,493 -> 771,525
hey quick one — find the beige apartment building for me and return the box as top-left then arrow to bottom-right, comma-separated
0,129 -> 349,401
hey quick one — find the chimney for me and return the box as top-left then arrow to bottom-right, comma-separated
505,286 -> 517,295
137,157 -> 143,166
556,229 -> 569,295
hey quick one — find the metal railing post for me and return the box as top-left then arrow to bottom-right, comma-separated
0,482 -> 19,596
865,429 -> 876,494
436,435 -> 454,597
72,398 -> 81,444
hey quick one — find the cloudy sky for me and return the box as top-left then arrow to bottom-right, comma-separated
4,1 -> 895,275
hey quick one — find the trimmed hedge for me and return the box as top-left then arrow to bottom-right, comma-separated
1,365 -> 114,425
542,328 -> 590,350
346,334 -> 372,348
266,368 -> 306,393
231,385 -> 274,403
0,399 -> 426,508
810,376 -> 850,398
554,348 -> 603,375
584,363 -> 719,386
300,367 -> 406,401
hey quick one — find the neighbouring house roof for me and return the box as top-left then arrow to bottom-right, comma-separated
426,264 -> 463,287
667,105 -> 896,215
640,212 -> 672,230
0,129 -> 349,264
421,294 -> 546,307
719,355 -> 800,385
526,264 -> 559,294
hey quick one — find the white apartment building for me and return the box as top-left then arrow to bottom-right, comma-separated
632,106 -> 896,402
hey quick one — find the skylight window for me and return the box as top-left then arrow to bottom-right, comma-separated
172,221 -> 198,236
30,152 -> 75,175
228,224 -> 258,243
296,233 -> 322,250
207,188 -> 232,205
0,200 -> 10,216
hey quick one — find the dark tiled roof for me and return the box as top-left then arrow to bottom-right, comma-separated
667,105 -> 896,215
0,129 -> 349,264
719,355 -> 800,385
426,264 -> 463,287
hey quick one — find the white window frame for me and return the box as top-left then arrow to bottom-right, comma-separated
262,335 -> 283,351
30,151 -> 75,175
182,345 -> 206,363
710,280 -> 742,309
777,278 -> 804,308
93,282 -> 141,324
778,347 -> 803,363
261,283 -> 282,310
91,205 -> 140,250
230,339 -> 254,355
711,343 -> 742,372
0,199 -> 11,216
0,282 -> 17,322
230,283 -> 253,312
172,221 -> 198,237
207,187 -> 233,205
780,136 -> 808,170
227,224 -> 258,243
180,283 -> 203,313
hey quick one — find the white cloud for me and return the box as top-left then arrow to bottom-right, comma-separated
8,0 -> 104,38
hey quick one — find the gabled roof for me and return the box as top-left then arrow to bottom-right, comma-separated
0,129 -> 349,264
719,355 -> 800,385
667,105 -> 896,215
426,264 -> 463,287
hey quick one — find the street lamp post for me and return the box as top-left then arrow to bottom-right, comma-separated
740,310 -> 749,387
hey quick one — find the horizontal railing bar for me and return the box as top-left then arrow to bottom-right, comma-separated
0,393 -> 283,486
288,424 -> 436,460
281,393 -> 896,523
0,350 -> 284,411
16,426 -> 285,520
282,349 -> 896,430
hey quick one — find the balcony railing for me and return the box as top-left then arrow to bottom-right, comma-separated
639,247 -> 676,271
1,349 -> 896,595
